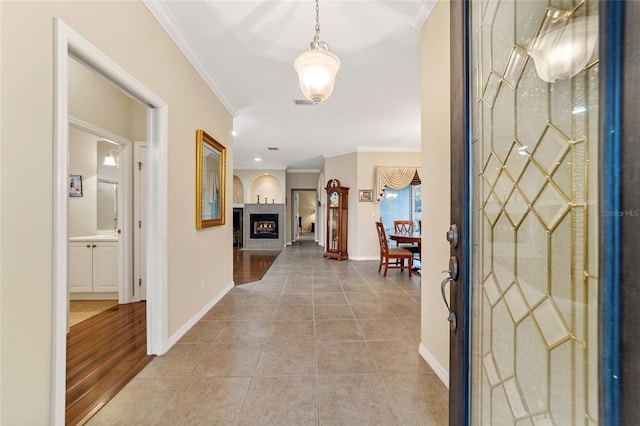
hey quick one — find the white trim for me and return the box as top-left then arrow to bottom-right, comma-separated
408,0 -> 437,31
349,256 -> 380,261
166,282 -> 234,348
323,145 -> 421,159
419,342 -> 450,388
286,168 -> 322,173
52,18 -> 169,424
143,0 -> 237,116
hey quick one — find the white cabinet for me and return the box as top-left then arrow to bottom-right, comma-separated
69,241 -> 118,293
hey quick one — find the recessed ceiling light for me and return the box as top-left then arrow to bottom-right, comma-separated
231,130 -> 238,136
267,147 -> 278,151
254,157 -> 262,162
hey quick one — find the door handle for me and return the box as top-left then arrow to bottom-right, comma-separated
441,275 -> 457,331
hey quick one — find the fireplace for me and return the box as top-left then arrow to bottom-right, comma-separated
250,214 -> 279,239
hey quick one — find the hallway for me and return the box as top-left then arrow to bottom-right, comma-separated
88,241 -> 448,425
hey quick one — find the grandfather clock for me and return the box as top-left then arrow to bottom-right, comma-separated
324,179 -> 349,260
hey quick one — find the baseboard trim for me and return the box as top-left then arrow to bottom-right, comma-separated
349,256 -> 379,261
166,282 -> 234,348
419,342 -> 449,388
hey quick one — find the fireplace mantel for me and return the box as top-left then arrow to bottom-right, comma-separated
243,203 -> 285,249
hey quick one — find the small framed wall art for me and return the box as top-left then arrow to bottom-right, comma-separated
358,189 -> 373,202
69,175 -> 83,197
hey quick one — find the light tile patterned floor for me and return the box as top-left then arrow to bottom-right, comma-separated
88,241 -> 448,425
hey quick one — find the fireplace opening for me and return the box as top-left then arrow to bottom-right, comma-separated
250,214 -> 279,239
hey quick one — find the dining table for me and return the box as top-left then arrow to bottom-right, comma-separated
388,231 -> 421,270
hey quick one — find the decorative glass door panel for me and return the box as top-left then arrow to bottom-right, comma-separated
469,0 -> 599,424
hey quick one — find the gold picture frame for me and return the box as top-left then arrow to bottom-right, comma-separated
358,189 -> 373,202
196,129 -> 226,228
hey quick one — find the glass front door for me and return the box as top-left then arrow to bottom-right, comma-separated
466,0 -> 600,423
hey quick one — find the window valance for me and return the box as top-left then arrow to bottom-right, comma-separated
375,167 -> 422,201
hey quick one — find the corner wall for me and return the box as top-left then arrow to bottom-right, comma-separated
0,1 -> 233,423
419,0 -> 452,385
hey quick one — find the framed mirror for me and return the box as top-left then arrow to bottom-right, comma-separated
196,129 -> 226,228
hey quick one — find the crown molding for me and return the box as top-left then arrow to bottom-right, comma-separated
286,169 -> 322,173
144,1 -> 238,116
409,0 -> 437,31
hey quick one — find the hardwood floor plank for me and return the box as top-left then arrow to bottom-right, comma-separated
233,248 -> 281,285
66,301 -> 154,426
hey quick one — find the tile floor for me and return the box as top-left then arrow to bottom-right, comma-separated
88,241 -> 448,425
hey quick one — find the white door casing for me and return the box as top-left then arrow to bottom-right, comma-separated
53,19 -> 169,425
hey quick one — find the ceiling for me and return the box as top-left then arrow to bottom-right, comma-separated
145,1 -> 435,170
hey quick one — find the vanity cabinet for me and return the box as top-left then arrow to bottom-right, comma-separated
324,179 -> 349,260
69,241 -> 118,293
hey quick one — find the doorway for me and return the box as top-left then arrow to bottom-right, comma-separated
52,19 -> 169,424
292,189 -> 318,242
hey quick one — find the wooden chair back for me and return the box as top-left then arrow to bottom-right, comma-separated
376,221 -> 390,254
394,220 -> 414,234
375,221 -> 412,277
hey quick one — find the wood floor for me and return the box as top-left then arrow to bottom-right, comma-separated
66,301 -> 154,425
233,247 -> 281,285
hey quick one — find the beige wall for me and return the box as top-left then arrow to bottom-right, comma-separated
234,169 -> 286,204
0,1 -> 233,423
324,152 -> 357,256
298,191 -> 316,233
68,127 -> 99,236
356,151 -> 421,259
68,57 -> 134,138
322,151 -> 420,260
419,0 -> 452,383
232,175 -> 244,204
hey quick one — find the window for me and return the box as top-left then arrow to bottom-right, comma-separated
379,184 -> 421,235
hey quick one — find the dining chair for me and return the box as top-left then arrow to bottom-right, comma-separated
393,220 -> 414,233
393,220 -> 420,261
376,222 -> 412,277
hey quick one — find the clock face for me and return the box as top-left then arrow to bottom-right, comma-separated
329,192 -> 339,207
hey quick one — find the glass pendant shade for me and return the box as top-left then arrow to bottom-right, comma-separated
528,8 -> 598,83
294,46 -> 340,104
103,151 -> 117,167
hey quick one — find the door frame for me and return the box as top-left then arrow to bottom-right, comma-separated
52,19 -> 169,424
449,1 -> 635,424
133,141 -> 147,301
68,117 -> 133,305
448,1 -> 471,424
600,1 -> 640,424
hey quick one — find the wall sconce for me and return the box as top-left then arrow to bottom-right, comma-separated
528,7 -> 598,83
103,149 -> 118,167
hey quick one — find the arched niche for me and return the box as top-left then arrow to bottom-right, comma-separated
232,175 -> 244,204
250,173 -> 283,204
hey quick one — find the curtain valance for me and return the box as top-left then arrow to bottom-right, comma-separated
375,167 -> 422,200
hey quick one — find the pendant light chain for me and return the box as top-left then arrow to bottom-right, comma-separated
314,0 -> 321,42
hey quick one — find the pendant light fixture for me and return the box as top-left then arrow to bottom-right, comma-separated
294,0 -> 341,104
103,148 -> 118,167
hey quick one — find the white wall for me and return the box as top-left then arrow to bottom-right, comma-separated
419,0 -> 452,385
0,1 -> 233,423
68,127 -> 98,236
